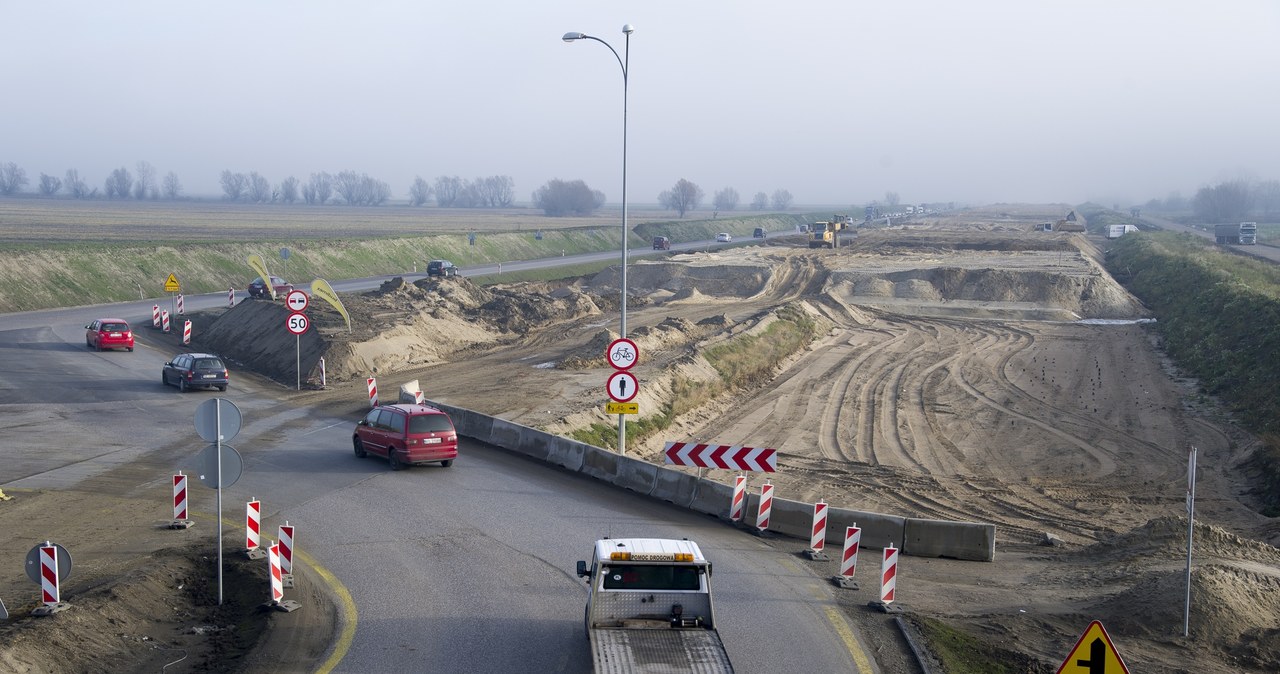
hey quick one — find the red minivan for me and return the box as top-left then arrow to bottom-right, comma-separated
85,318 -> 135,351
353,404 -> 458,470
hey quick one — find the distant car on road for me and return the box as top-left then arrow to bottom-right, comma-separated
162,352 -> 229,392
353,403 -> 458,470
248,276 -> 294,299
715,232 -> 732,243
652,236 -> 671,250
427,259 -> 458,278
753,227 -> 766,239
85,318 -> 134,352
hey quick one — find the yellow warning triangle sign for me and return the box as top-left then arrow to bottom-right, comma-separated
1056,620 -> 1130,674
163,273 -> 181,292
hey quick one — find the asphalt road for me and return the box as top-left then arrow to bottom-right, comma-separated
0,229 -> 876,673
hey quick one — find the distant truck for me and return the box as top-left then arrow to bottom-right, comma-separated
1107,224 -> 1139,239
576,538 -> 734,674
809,214 -> 852,248
1215,222 -> 1258,245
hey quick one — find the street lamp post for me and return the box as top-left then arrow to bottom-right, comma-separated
564,24 -> 633,455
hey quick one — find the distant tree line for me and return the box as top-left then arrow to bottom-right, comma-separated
1143,179 -> 1280,221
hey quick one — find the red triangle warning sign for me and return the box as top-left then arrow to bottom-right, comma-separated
1056,620 -> 1130,674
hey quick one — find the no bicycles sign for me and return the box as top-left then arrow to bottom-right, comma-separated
606,338 -> 638,370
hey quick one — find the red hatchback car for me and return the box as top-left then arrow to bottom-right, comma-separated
353,404 -> 458,470
85,318 -> 135,351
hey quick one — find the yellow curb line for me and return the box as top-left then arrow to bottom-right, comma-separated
825,606 -> 877,673
297,548 -> 357,674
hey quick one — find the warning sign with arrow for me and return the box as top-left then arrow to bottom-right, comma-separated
1056,620 -> 1130,674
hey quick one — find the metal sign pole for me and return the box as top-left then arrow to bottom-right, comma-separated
1183,446 -> 1197,637
296,334 -> 301,391
216,401 -> 224,606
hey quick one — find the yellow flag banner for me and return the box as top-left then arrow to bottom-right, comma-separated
311,279 -> 351,332
246,254 -> 274,298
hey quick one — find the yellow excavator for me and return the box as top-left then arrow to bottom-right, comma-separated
808,214 -> 852,248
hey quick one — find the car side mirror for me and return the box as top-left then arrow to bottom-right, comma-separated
357,420 -> 368,426
85,324 -> 92,329
576,560 -> 590,578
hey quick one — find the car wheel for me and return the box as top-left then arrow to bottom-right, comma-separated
353,438 -> 367,458
86,339 -> 93,349
388,448 -> 405,471
127,346 -> 134,352
162,372 -> 168,387
217,385 -> 227,392
440,459 -> 453,467
178,378 -> 188,393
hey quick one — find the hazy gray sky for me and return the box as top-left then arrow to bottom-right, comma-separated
5,1 -> 1279,207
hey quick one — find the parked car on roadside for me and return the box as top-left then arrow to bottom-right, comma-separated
652,236 -> 671,250
248,276 -> 294,299
353,403 -> 458,470
715,232 -> 732,243
85,318 -> 134,352
427,260 -> 458,278
161,353 -> 229,392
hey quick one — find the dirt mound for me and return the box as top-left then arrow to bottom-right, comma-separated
592,260 -> 772,298
1088,517 -> 1280,564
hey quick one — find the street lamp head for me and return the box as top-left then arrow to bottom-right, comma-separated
622,24 -> 635,35
562,31 -> 585,42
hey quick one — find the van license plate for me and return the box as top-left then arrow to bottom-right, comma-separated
422,437 -> 441,444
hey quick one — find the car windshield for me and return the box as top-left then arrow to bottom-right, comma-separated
601,564 -> 701,591
408,415 -> 453,433
252,277 -> 265,285
194,358 -> 224,370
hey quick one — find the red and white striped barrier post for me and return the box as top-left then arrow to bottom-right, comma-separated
228,287 -> 235,307
152,304 -> 161,328
834,524 -> 861,589
182,320 -> 192,346
367,377 -> 378,407
169,472 -> 193,528
176,293 -> 185,315
40,542 -> 60,606
277,522 -> 295,586
267,541 -> 283,604
319,357 -> 326,387
805,500 -> 830,560
755,480 -> 773,533
414,390 -> 424,405
879,543 -> 899,604
729,474 -> 746,521
246,499 -> 263,558
161,310 -> 171,333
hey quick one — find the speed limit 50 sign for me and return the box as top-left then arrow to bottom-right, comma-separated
286,312 -> 310,335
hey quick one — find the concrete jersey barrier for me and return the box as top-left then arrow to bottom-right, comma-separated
427,399 -> 994,561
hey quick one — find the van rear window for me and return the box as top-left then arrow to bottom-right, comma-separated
408,415 -> 453,433
602,564 -> 701,591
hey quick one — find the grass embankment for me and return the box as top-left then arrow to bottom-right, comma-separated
570,305 -> 818,450
0,227 -> 634,314
1105,231 -> 1280,514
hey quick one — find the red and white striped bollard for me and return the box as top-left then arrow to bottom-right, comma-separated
267,541 -> 283,604
755,481 -> 773,533
228,287 -> 235,307
40,542 -> 60,606
834,524 -> 861,589
161,310 -> 170,333
169,472 -> 193,528
367,377 -> 378,407
319,357 -> 326,387
880,543 -> 899,604
182,320 -> 192,345
246,499 -> 261,553
152,304 -> 161,327
414,390 -> 424,405
729,474 -> 746,522
277,522 -> 295,578
176,293 -> 185,315
805,500 -> 830,560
